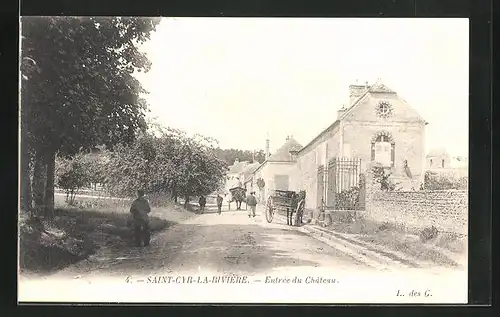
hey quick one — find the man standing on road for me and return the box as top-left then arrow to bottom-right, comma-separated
130,189 -> 151,247
216,194 -> 223,214
199,195 -> 206,213
246,191 -> 258,218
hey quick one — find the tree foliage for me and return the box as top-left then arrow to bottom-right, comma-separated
101,127 -> 228,205
213,148 -> 266,166
20,16 -> 160,217
423,171 -> 468,190
21,17 -> 159,155
55,154 -> 91,204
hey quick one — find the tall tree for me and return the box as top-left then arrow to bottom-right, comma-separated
20,16 -> 160,217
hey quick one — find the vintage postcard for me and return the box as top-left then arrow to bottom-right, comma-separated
18,17 -> 469,304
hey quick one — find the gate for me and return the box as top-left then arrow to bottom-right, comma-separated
326,157 -> 365,210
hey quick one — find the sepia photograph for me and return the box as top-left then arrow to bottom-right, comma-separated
18,17 -> 469,303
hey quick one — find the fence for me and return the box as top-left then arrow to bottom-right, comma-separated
317,157 -> 365,210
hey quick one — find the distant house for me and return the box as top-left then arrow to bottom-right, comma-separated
249,136 -> 303,202
426,148 -> 450,169
225,158 -> 250,191
242,162 -> 261,191
426,148 -> 468,177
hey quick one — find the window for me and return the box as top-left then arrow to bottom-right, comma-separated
442,159 -> 445,168
274,175 -> 290,191
371,134 -> 395,167
430,159 -> 433,167
376,101 -> 393,118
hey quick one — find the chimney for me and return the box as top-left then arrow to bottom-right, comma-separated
286,135 -> 290,141
337,104 -> 347,119
265,136 -> 270,160
348,82 -> 369,106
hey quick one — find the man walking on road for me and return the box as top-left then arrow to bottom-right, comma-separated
199,195 -> 206,213
246,191 -> 258,218
216,194 -> 223,214
130,189 -> 151,247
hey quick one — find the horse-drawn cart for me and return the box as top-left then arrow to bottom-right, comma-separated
266,190 -> 306,226
228,186 -> 247,210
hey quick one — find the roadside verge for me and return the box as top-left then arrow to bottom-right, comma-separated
272,212 -> 465,271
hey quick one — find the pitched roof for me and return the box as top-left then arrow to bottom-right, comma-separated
228,161 -> 249,174
339,78 -> 427,125
297,80 -> 415,157
339,79 -> 394,120
252,137 -> 303,175
267,137 -> 303,162
296,120 -> 340,155
368,81 -> 396,93
242,162 -> 261,182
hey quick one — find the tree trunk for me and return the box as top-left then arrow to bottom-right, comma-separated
20,94 -> 33,216
32,149 -> 46,217
44,150 -> 56,219
20,143 -> 32,214
172,185 -> 178,203
184,194 -> 189,209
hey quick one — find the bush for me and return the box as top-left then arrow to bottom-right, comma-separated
378,221 -> 392,232
370,163 -> 398,191
424,171 -> 468,190
336,186 -> 360,209
419,225 -> 439,242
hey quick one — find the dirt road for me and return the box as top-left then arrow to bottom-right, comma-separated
19,205 -> 467,303
42,205 -> 369,280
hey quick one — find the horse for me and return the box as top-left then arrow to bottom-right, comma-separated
287,190 -> 306,226
227,187 -> 247,210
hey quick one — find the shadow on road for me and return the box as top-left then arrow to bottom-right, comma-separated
19,207 -> 182,276
51,219 -> 328,277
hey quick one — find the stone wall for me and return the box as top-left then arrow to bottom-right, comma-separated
295,149 -> 318,209
364,189 -> 468,235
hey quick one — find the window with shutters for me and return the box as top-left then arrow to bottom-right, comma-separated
371,132 -> 395,167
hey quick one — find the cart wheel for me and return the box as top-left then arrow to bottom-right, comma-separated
266,198 -> 274,223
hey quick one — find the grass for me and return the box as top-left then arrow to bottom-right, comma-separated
322,210 -> 467,268
19,195 -> 195,274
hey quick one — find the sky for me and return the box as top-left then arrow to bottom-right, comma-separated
134,18 -> 469,157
